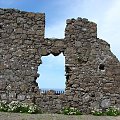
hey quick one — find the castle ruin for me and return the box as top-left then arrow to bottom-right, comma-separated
0,8 -> 120,113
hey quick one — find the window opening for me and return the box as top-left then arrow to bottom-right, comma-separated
0,25 -> 2,29
99,64 -> 105,70
36,53 -> 65,94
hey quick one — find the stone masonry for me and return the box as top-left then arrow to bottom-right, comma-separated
0,8 -> 120,114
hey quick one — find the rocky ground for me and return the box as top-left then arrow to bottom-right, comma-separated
0,112 -> 120,120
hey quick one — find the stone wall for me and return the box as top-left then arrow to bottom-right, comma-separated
64,18 -> 120,113
0,8 -> 120,114
0,8 -> 45,103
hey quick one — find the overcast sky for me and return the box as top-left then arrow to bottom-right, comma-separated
0,0 -> 120,90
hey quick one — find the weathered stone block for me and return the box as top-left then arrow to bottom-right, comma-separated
101,99 -> 111,108
1,94 -> 7,100
17,95 -> 26,101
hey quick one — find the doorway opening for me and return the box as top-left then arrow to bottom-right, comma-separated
36,53 -> 65,93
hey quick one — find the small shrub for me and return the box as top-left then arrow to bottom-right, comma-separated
0,101 -> 41,114
91,106 -> 120,116
19,103 -> 29,113
105,107 -> 120,116
27,103 -> 40,114
91,108 -> 104,116
0,101 -> 8,112
7,101 -> 21,112
61,107 -> 82,115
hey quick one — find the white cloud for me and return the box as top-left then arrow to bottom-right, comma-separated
104,0 -> 120,26
45,0 -> 95,38
45,21 -> 65,38
97,0 -> 120,60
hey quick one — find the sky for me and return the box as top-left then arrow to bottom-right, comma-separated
0,0 -> 120,90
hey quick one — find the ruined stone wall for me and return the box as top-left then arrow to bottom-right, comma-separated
0,8 -> 45,103
0,8 -> 120,114
64,18 -> 120,113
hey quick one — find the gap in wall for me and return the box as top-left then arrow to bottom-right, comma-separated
36,53 -> 65,92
